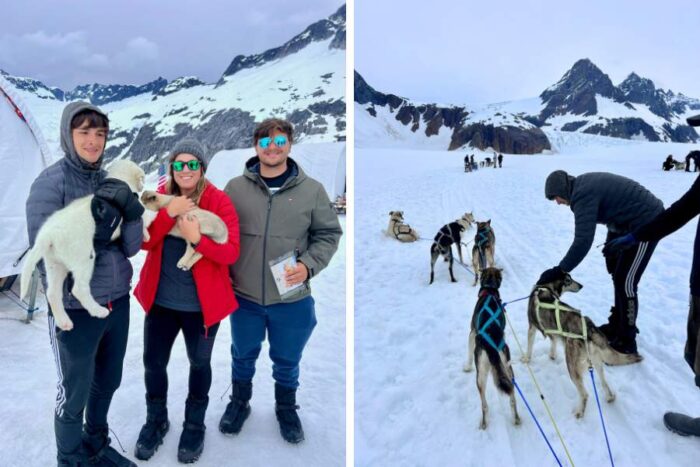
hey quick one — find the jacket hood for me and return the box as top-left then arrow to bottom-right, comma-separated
60,101 -> 109,172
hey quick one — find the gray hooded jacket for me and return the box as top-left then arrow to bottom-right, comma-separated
545,171 -> 663,272
224,156 -> 342,306
25,101 -> 143,308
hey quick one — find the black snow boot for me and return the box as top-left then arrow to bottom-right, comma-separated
57,448 -> 90,467
219,380 -> 252,435
134,396 -> 169,460
177,396 -> 208,464
275,383 -> 305,444
598,306 -> 617,341
82,425 -> 137,467
664,412 -> 700,437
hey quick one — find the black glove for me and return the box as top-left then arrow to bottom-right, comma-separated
91,196 -> 122,250
94,178 -> 144,222
536,266 -> 566,285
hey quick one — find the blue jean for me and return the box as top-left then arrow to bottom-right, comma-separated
229,296 -> 316,388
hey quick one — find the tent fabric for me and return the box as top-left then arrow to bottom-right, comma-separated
0,75 -> 51,278
206,141 -> 346,198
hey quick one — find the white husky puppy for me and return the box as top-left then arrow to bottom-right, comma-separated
20,160 -> 145,331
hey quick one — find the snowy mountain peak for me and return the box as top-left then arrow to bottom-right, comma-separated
154,76 -> 205,97
0,69 -> 62,100
65,77 -> 168,106
218,4 -> 345,83
540,58 -> 621,120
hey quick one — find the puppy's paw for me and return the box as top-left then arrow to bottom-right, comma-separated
574,406 -> 586,419
606,392 -> 616,403
89,306 -> 110,319
548,353 -> 557,361
514,415 -> 522,426
56,317 -> 74,331
520,356 -> 530,364
463,363 -> 473,372
176,259 -> 191,271
479,420 -> 487,430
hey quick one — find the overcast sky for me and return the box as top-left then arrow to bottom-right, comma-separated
0,0 -> 343,90
357,0 -> 700,104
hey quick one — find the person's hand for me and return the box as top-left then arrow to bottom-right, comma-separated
177,213 -> 201,244
94,178 -> 144,222
91,197 -> 122,250
536,266 -> 566,285
602,233 -> 637,256
285,262 -> 309,287
166,196 -> 196,218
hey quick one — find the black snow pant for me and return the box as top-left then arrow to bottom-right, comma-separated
143,304 -> 220,401
49,294 -> 130,463
605,235 -> 657,343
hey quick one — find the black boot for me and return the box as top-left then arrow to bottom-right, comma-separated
664,412 -> 700,437
177,396 -> 208,464
82,425 -> 137,467
134,396 -> 169,460
274,383 -> 304,444
219,380 -> 252,435
609,299 -> 640,356
57,448 -> 90,467
598,306 -> 617,341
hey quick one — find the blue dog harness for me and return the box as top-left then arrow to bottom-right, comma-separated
476,290 -> 506,351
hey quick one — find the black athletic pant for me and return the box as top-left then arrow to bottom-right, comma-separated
606,236 -> 658,340
49,294 -> 130,461
143,304 -> 220,400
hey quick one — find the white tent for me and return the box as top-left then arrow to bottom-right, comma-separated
0,75 -> 52,278
206,141 -> 346,198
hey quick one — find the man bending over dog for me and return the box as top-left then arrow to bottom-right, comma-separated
26,102 -> 143,466
606,113 -> 700,437
538,170 -> 663,356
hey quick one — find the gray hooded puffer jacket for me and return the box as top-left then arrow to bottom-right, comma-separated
25,101 -> 143,308
545,170 -> 663,272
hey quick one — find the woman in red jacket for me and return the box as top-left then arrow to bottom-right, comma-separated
133,139 -> 240,463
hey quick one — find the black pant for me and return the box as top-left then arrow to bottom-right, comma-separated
606,237 -> 657,340
143,305 -> 220,400
49,294 -> 130,461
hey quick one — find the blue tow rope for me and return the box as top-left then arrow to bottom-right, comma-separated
589,368 -> 615,466
512,378 -> 563,467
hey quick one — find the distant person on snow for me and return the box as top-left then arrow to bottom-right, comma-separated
498,153 -> 503,168
464,153 -> 471,172
685,153 -> 692,172
607,114 -> 700,437
539,170 -> 663,355
665,155 -> 676,171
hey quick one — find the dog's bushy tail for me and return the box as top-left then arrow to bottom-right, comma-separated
589,322 -> 643,366
19,238 -> 46,299
479,335 -> 514,394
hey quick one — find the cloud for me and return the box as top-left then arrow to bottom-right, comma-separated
0,31 -> 162,87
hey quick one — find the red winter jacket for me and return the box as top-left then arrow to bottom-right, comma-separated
134,182 -> 240,328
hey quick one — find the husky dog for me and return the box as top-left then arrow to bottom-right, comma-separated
20,160 -> 145,331
386,211 -> 420,242
471,220 -> 496,286
140,191 -> 228,271
429,212 -> 474,284
463,268 -> 520,429
522,273 -> 643,417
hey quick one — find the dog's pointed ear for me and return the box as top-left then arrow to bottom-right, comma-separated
486,219 -> 491,225
389,211 -> 394,215
399,211 -> 404,216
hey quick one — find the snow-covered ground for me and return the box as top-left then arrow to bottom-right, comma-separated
0,198 -> 345,465
355,136 -> 700,466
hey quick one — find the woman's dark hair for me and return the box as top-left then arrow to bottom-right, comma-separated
70,109 -> 109,130
253,118 -> 293,145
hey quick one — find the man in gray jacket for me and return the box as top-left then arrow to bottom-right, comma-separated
26,102 -> 143,466
219,118 -> 342,444
538,170 -> 663,355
